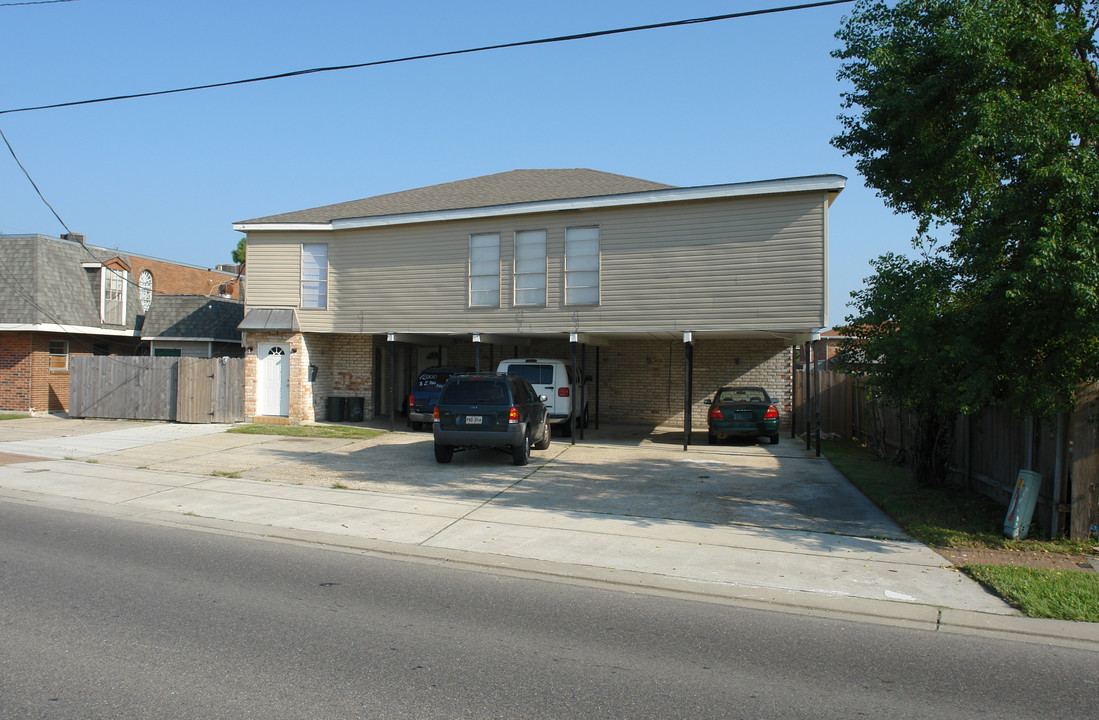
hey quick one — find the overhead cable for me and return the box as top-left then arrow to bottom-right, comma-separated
0,0 -> 854,115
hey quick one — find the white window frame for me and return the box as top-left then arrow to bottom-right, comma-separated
100,267 -> 127,325
513,229 -> 547,307
48,339 -> 68,371
301,243 -> 328,309
565,226 -> 600,306
468,233 -> 500,308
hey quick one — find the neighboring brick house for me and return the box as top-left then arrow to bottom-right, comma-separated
0,233 -> 245,413
235,169 -> 844,430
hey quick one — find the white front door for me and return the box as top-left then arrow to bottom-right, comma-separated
257,344 -> 290,416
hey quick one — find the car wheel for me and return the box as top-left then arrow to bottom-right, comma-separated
533,424 -> 551,450
708,433 -> 717,445
769,434 -> 780,445
434,443 -> 453,463
560,419 -> 572,438
512,431 -> 531,466
411,421 -> 422,432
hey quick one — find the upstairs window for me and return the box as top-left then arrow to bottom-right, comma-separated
565,227 -> 600,305
513,229 -> 547,307
301,243 -> 328,309
469,233 -> 500,308
101,267 -> 127,325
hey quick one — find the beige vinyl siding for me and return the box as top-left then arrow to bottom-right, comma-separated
244,192 -> 827,334
244,236 -> 310,309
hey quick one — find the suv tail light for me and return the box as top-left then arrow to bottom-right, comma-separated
433,407 -> 439,422
558,387 -> 570,397
765,405 -> 779,419
408,393 -> 415,409
509,407 -> 519,423
709,405 -> 723,420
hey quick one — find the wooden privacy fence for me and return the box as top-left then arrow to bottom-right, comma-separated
794,369 -> 1099,540
70,356 -> 244,424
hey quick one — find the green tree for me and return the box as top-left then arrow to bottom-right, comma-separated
833,1 -> 1099,436
232,236 -> 246,265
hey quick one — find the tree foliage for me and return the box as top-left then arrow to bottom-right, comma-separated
232,236 -> 246,265
833,0 -> 1099,423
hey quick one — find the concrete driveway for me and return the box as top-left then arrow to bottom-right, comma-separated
0,416 -> 1014,620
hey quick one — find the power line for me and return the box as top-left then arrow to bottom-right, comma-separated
0,0 -> 855,116
0,0 -> 80,6
0,126 -> 71,233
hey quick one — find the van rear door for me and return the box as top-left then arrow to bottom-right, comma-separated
501,362 -> 563,418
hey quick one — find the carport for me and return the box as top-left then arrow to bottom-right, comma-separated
377,329 -> 826,453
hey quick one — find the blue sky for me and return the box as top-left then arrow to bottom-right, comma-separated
1,0 -> 918,327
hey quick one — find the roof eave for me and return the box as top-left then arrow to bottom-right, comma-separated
233,174 -> 847,233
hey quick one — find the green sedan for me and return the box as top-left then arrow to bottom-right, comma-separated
704,386 -> 780,445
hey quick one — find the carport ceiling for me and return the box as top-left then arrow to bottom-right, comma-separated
383,329 -> 818,346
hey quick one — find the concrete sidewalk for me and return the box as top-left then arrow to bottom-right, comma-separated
1,416 -> 1096,650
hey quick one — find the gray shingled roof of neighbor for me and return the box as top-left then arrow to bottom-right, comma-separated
141,296 -> 244,341
239,169 -> 676,225
0,234 -> 140,329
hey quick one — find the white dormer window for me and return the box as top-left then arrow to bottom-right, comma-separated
101,267 -> 128,325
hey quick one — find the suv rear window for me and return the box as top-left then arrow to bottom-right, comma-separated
439,378 -> 511,405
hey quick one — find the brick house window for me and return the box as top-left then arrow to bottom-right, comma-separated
513,229 -> 547,307
301,243 -> 328,309
49,340 -> 68,371
139,270 -> 154,311
469,233 -> 500,308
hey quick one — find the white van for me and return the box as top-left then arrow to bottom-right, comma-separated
496,358 -> 588,436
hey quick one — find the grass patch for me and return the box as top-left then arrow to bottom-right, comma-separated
820,437 -> 1092,554
211,470 -> 242,478
331,482 -> 349,490
0,413 -> 27,421
228,424 -> 385,441
963,565 -> 1099,622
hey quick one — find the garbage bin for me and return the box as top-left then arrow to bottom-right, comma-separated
345,397 -> 364,423
327,396 -> 345,422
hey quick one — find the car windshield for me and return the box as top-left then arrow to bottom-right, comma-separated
440,380 -> 510,405
718,389 -> 767,404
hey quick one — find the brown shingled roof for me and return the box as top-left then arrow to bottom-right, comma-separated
240,169 -> 676,225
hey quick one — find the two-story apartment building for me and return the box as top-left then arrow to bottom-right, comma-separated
0,232 -> 245,413
235,169 -> 844,432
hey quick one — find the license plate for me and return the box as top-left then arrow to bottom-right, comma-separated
734,410 -> 754,419
464,415 -> 483,425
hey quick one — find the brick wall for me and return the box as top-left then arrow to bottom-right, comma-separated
302,334 -> 376,421
0,332 -> 33,411
132,256 -> 241,299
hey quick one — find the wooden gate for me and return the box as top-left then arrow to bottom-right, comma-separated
70,356 -> 244,423
177,357 -> 245,423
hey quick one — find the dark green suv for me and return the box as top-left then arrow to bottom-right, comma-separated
432,373 -> 550,466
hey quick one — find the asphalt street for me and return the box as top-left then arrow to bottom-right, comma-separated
3,501 -> 1095,720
